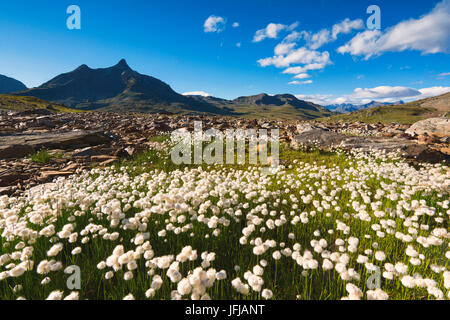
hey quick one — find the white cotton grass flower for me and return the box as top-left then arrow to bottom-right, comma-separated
123,293 -> 135,300
401,275 -> 416,288
177,278 -> 192,296
216,270 -> 227,280
151,275 -> 163,290
47,243 -> 64,257
322,259 -> 334,270
124,271 -> 134,281
253,265 -> 264,276
71,247 -> 82,255
395,262 -> 408,275
145,288 -> 156,298
345,283 -> 363,300
374,251 -> 386,261
9,266 -> 26,277
64,291 -> 79,300
262,289 -> 273,300
272,251 -> 281,260
46,290 -> 63,300
367,289 -> 389,300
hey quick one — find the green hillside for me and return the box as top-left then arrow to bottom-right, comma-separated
320,92 -> 449,124
0,94 -> 84,113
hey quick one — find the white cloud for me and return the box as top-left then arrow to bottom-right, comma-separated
308,29 -> 331,50
417,86 -> 450,98
255,17 -> 362,82
236,42 -> 242,48
283,31 -> 306,43
183,91 -> 212,97
351,86 -> 421,100
338,0 -> 450,58
343,86 -> 449,104
295,94 -> 334,105
296,86 -> 450,106
282,63 -> 326,74
258,47 -> 331,68
274,42 -> 297,55
289,80 -> 313,85
232,22 -> 239,28
438,72 -> 450,76
253,22 -> 298,42
204,15 -> 226,33
331,18 -> 365,40
299,18 -> 364,50
293,73 -> 310,79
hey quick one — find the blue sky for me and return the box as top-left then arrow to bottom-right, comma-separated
0,0 -> 449,105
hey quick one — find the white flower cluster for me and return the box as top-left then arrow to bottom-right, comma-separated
0,147 -> 448,300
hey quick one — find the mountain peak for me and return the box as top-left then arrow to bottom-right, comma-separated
115,59 -> 130,69
75,64 -> 90,71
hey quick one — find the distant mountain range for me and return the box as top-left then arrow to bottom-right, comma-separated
0,74 -> 27,94
187,93 -> 335,119
322,92 -> 449,124
3,59 -> 448,121
326,100 -> 404,113
7,59 -> 332,120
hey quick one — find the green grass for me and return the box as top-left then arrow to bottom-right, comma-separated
30,149 -> 63,164
0,95 -> 84,113
320,105 -> 440,124
230,104 -> 335,120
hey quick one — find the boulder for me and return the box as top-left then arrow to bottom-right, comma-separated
405,118 -> 450,137
0,130 -> 111,159
292,127 -> 349,149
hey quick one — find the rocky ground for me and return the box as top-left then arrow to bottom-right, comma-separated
0,109 -> 449,196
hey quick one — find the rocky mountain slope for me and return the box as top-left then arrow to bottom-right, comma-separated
14,59 -> 232,115
188,93 -> 335,120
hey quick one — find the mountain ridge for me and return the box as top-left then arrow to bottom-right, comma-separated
321,92 -> 450,124
13,59 -> 333,120
327,100 -> 404,114
0,74 -> 27,94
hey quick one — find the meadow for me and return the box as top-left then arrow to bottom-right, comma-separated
0,138 -> 448,300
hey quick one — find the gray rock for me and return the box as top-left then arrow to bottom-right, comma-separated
292,128 -> 348,149
36,116 -> 56,128
0,130 -> 110,159
291,127 -> 447,164
405,118 -> 450,137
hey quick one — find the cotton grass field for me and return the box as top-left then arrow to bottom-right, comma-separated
0,139 -> 449,300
